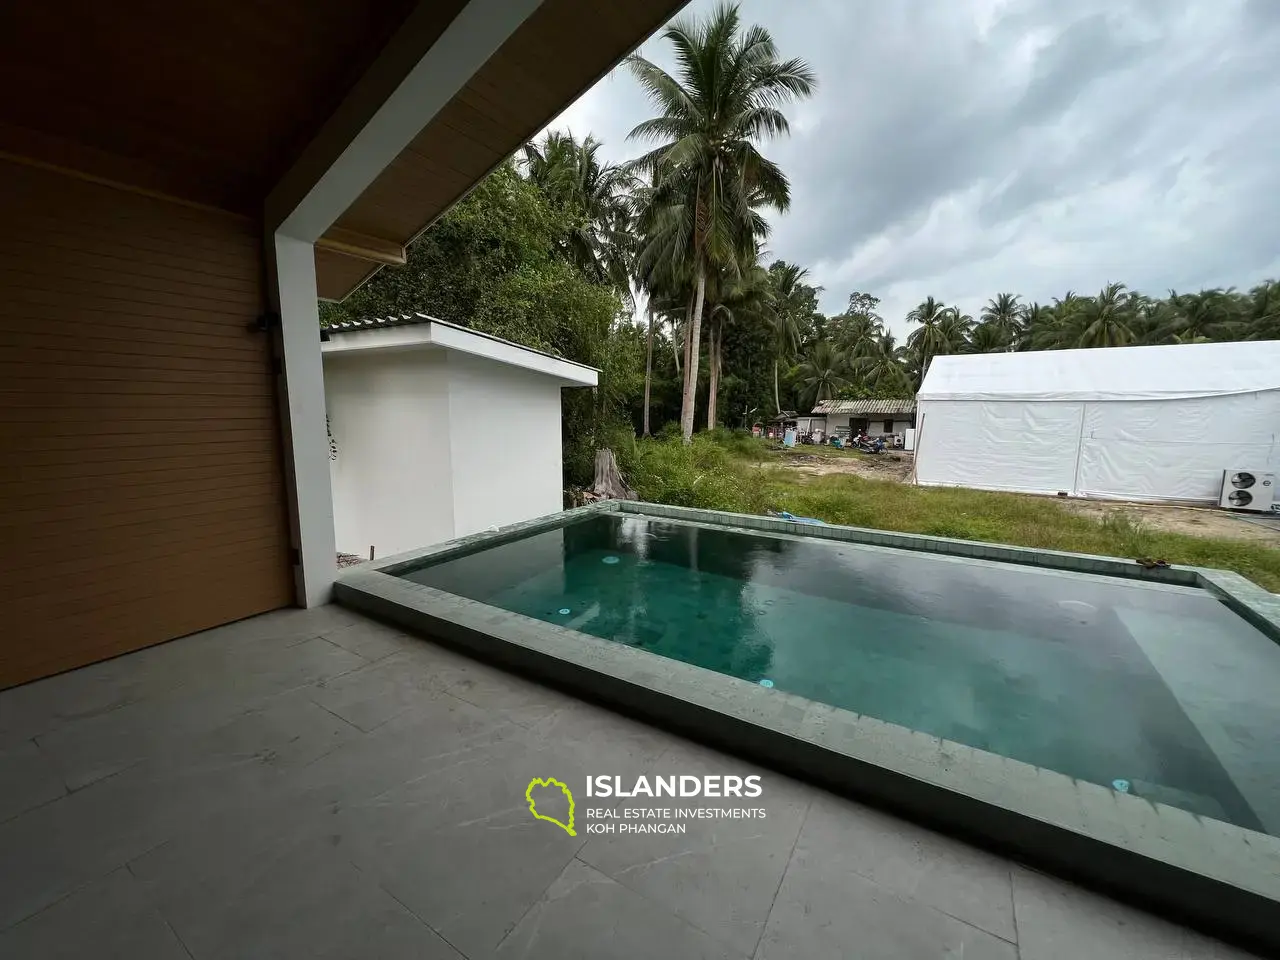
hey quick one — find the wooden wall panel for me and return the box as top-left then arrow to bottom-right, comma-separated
0,161 -> 293,689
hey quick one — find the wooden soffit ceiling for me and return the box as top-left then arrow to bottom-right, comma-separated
0,0 -> 444,214
315,0 -> 691,301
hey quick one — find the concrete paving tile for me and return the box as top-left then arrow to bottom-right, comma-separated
579,829 -> 799,956
141,834 -> 462,960
126,779 -> 336,907
36,639 -> 365,790
125,729 -> 507,935
221,603 -> 366,642
0,750 -> 276,931
428,653 -> 571,729
285,689 -> 521,809
523,696 -> 674,768
332,735 -> 593,958
1012,867 -> 1262,960
0,868 -> 188,960
756,843 -> 1017,960
320,618 -> 419,662
793,790 -> 1016,941
185,688 -> 363,770
579,738 -> 814,955
495,858 -> 744,960
307,650 -> 446,731
0,740 -> 65,823
0,651 -> 181,749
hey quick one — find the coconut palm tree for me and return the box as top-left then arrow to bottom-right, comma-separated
941,309 -> 975,347
1246,281 -> 1280,340
1027,292 -> 1085,349
835,311 -> 884,362
851,333 -> 912,393
1077,282 -> 1135,347
906,296 -> 955,382
969,321 -> 1010,353
766,261 -> 812,415
521,130 -> 576,194
980,292 -> 1022,346
1165,288 -> 1242,343
523,131 -> 636,298
794,340 -> 848,409
1017,301 -> 1051,350
630,177 -> 680,436
626,2 -> 816,441
705,254 -> 773,429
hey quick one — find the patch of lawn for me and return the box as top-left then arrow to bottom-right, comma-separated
766,474 -> 1280,591
623,432 -> 1280,591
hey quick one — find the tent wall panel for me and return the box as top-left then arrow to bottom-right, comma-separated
1076,394 -> 1279,502
916,400 -> 1084,495
916,345 -> 1280,504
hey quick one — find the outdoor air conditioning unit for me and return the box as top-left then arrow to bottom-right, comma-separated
1219,469 -> 1276,512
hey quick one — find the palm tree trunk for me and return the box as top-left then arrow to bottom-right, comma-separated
773,359 -> 782,416
642,304 -> 655,436
680,267 -> 707,442
706,317 -> 720,430
681,292 -> 694,376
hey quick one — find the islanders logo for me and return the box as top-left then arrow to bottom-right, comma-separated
525,777 -> 576,836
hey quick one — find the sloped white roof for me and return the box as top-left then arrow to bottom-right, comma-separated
917,341 -> 1280,402
321,313 -> 598,387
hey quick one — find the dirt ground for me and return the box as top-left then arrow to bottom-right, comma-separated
1060,500 -> 1280,546
768,448 -> 1280,546
770,448 -> 916,482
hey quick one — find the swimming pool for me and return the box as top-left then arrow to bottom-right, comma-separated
336,499 -> 1280,949
402,510 -> 1279,835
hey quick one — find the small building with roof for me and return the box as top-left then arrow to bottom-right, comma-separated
810,398 -> 917,440
321,313 -> 597,558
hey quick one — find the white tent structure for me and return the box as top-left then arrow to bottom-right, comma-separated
914,341 -> 1280,503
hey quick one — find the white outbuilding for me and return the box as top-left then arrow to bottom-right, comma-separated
914,341 -> 1280,503
322,314 -> 598,558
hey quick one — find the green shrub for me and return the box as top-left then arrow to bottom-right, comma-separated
703,427 -> 770,460
627,435 -> 755,512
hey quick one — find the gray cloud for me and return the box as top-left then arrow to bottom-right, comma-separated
548,0 -> 1280,334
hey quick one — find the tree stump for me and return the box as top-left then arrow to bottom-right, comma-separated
590,448 -> 635,500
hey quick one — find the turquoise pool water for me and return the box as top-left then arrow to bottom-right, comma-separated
400,513 -> 1280,835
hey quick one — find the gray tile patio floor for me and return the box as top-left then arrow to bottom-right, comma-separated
0,605 -> 1261,959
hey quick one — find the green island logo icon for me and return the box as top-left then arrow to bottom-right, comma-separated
525,777 -> 576,836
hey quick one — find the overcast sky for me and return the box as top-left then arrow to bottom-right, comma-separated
545,0 -> 1280,336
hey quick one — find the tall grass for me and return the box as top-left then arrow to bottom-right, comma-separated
622,433 -> 771,514
617,430 -> 1280,591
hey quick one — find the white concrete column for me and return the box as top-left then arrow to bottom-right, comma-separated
266,233 -> 336,606
262,0 -> 546,607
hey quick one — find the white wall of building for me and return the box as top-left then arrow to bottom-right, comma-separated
812,415 -> 914,436
445,351 -> 566,538
325,350 -> 455,557
323,338 -> 585,558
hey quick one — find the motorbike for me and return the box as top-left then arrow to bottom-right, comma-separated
852,434 -> 885,454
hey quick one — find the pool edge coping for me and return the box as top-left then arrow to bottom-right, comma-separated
337,500 -> 1280,954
